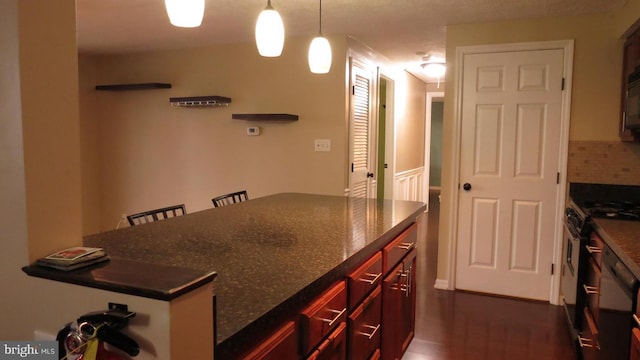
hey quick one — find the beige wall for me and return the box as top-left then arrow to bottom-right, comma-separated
438,1 -> 640,282
81,36 -> 429,233
19,0 -> 82,261
80,37 -> 351,233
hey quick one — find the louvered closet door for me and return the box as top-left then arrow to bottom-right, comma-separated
349,58 -> 377,198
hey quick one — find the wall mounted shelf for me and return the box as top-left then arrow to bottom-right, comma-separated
232,114 -> 299,121
170,96 -> 231,107
95,83 -> 172,91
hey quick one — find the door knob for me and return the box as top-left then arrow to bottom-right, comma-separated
367,172 -> 374,178
463,183 -> 472,191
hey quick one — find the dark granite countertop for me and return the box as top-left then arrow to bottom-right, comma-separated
82,193 -> 426,354
591,218 -> 640,281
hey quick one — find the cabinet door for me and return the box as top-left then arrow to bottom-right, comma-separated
306,322 -> 347,360
348,286 -> 382,360
631,328 -> 640,360
243,321 -> 298,360
381,261 -> 403,360
398,249 -> 417,355
621,30 -> 640,141
381,249 -> 416,360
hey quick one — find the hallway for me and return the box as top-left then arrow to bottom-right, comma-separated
403,191 -> 576,359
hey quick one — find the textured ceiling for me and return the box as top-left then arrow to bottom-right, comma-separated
76,0 -> 628,83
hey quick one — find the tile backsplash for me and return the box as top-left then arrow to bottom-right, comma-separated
568,141 -> 640,185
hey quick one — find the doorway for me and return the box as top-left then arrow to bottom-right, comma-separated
377,75 -> 395,200
424,92 -> 444,210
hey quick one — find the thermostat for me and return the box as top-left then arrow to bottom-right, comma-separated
247,126 -> 260,136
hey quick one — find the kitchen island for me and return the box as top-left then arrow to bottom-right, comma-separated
79,193 -> 426,358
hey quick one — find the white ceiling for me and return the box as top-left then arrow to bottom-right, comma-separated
76,0 -> 627,83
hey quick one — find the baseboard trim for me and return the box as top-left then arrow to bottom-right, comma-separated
434,279 -> 450,290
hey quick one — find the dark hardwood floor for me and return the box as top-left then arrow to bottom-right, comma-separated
403,190 -> 576,359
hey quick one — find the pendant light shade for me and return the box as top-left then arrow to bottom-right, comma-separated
255,0 -> 285,57
308,0 -> 331,74
164,0 -> 205,28
309,36 -> 332,74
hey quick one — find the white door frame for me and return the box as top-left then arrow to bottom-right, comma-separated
444,40 -> 574,305
379,74 -> 396,200
424,91 -> 444,211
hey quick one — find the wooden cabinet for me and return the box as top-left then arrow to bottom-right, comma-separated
382,223 -> 417,274
239,222 -> 418,360
306,322 -> 347,360
381,248 -> 417,360
347,251 -> 382,310
631,328 -> 640,360
348,286 -> 382,360
631,288 -> 640,360
243,321 -> 298,360
621,27 -> 640,141
301,281 -> 347,357
579,306 -> 599,360
578,232 -> 603,358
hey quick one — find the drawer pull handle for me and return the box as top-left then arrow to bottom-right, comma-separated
583,284 -> 599,295
397,242 -> 414,251
578,336 -> 600,349
319,308 -> 346,327
358,324 -> 381,340
586,245 -> 602,254
634,314 -> 640,327
359,272 -> 382,285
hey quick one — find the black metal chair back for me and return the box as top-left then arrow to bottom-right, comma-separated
212,190 -> 249,208
127,204 -> 186,226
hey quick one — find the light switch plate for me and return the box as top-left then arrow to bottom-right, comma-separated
314,139 -> 331,152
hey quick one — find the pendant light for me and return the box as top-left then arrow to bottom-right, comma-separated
308,0 -> 332,74
164,0 -> 205,28
255,0 -> 285,57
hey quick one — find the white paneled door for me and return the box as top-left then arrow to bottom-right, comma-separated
455,49 -> 564,300
349,57 -> 377,198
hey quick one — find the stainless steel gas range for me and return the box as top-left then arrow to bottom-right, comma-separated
562,183 -> 640,359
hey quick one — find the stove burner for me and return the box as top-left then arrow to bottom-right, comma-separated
580,200 -> 640,221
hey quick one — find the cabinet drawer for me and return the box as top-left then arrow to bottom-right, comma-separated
587,232 -> 604,266
301,281 -> 347,356
306,322 -> 347,360
347,252 -> 382,310
383,223 -> 417,274
579,306 -> 600,359
348,286 -> 382,360
584,257 -> 602,325
242,321 -> 298,360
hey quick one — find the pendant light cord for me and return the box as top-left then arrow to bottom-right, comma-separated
318,0 -> 323,35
